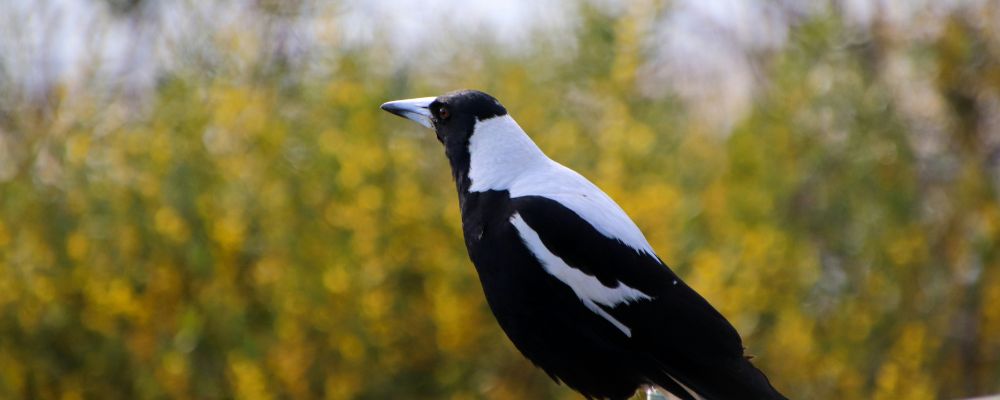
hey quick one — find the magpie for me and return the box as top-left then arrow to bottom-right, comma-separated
381,90 -> 787,400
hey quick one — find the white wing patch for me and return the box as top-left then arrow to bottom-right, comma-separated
467,115 -> 658,256
510,213 -> 653,337
508,163 -> 657,256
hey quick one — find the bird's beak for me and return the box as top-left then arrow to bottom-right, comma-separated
380,97 -> 436,128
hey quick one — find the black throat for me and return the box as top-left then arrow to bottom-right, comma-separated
444,142 -> 473,211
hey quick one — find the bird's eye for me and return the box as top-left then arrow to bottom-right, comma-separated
437,106 -> 450,120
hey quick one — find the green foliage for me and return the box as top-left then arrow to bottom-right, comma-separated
1,7 -> 999,400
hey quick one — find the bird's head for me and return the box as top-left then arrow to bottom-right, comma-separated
380,89 -> 506,148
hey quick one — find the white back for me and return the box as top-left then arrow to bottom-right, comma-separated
467,115 -> 657,257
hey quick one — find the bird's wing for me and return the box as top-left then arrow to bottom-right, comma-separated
510,195 -> 786,399
507,161 -> 658,257
509,194 -> 743,349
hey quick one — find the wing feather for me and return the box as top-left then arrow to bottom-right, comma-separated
512,196 -> 786,399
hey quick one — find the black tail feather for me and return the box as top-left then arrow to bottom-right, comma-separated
646,356 -> 787,400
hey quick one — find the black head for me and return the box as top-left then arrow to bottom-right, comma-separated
427,89 -> 507,142
381,89 -> 507,146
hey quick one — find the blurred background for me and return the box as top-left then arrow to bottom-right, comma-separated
1,0 -> 999,399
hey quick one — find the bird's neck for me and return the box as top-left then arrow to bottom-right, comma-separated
446,115 -> 549,213
466,115 -> 550,193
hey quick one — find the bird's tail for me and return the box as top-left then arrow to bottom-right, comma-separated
646,356 -> 787,400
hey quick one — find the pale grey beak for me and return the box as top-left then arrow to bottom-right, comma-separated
380,96 -> 436,128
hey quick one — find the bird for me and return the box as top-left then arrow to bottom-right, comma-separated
380,90 -> 787,400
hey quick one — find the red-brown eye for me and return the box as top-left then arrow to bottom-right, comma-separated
438,106 -> 450,120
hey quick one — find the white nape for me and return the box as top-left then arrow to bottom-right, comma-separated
510,213 -> 652,337
467,115 -> 550,192
468,115 -> 658,256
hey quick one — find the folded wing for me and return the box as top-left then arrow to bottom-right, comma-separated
510,195 -> 786,400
